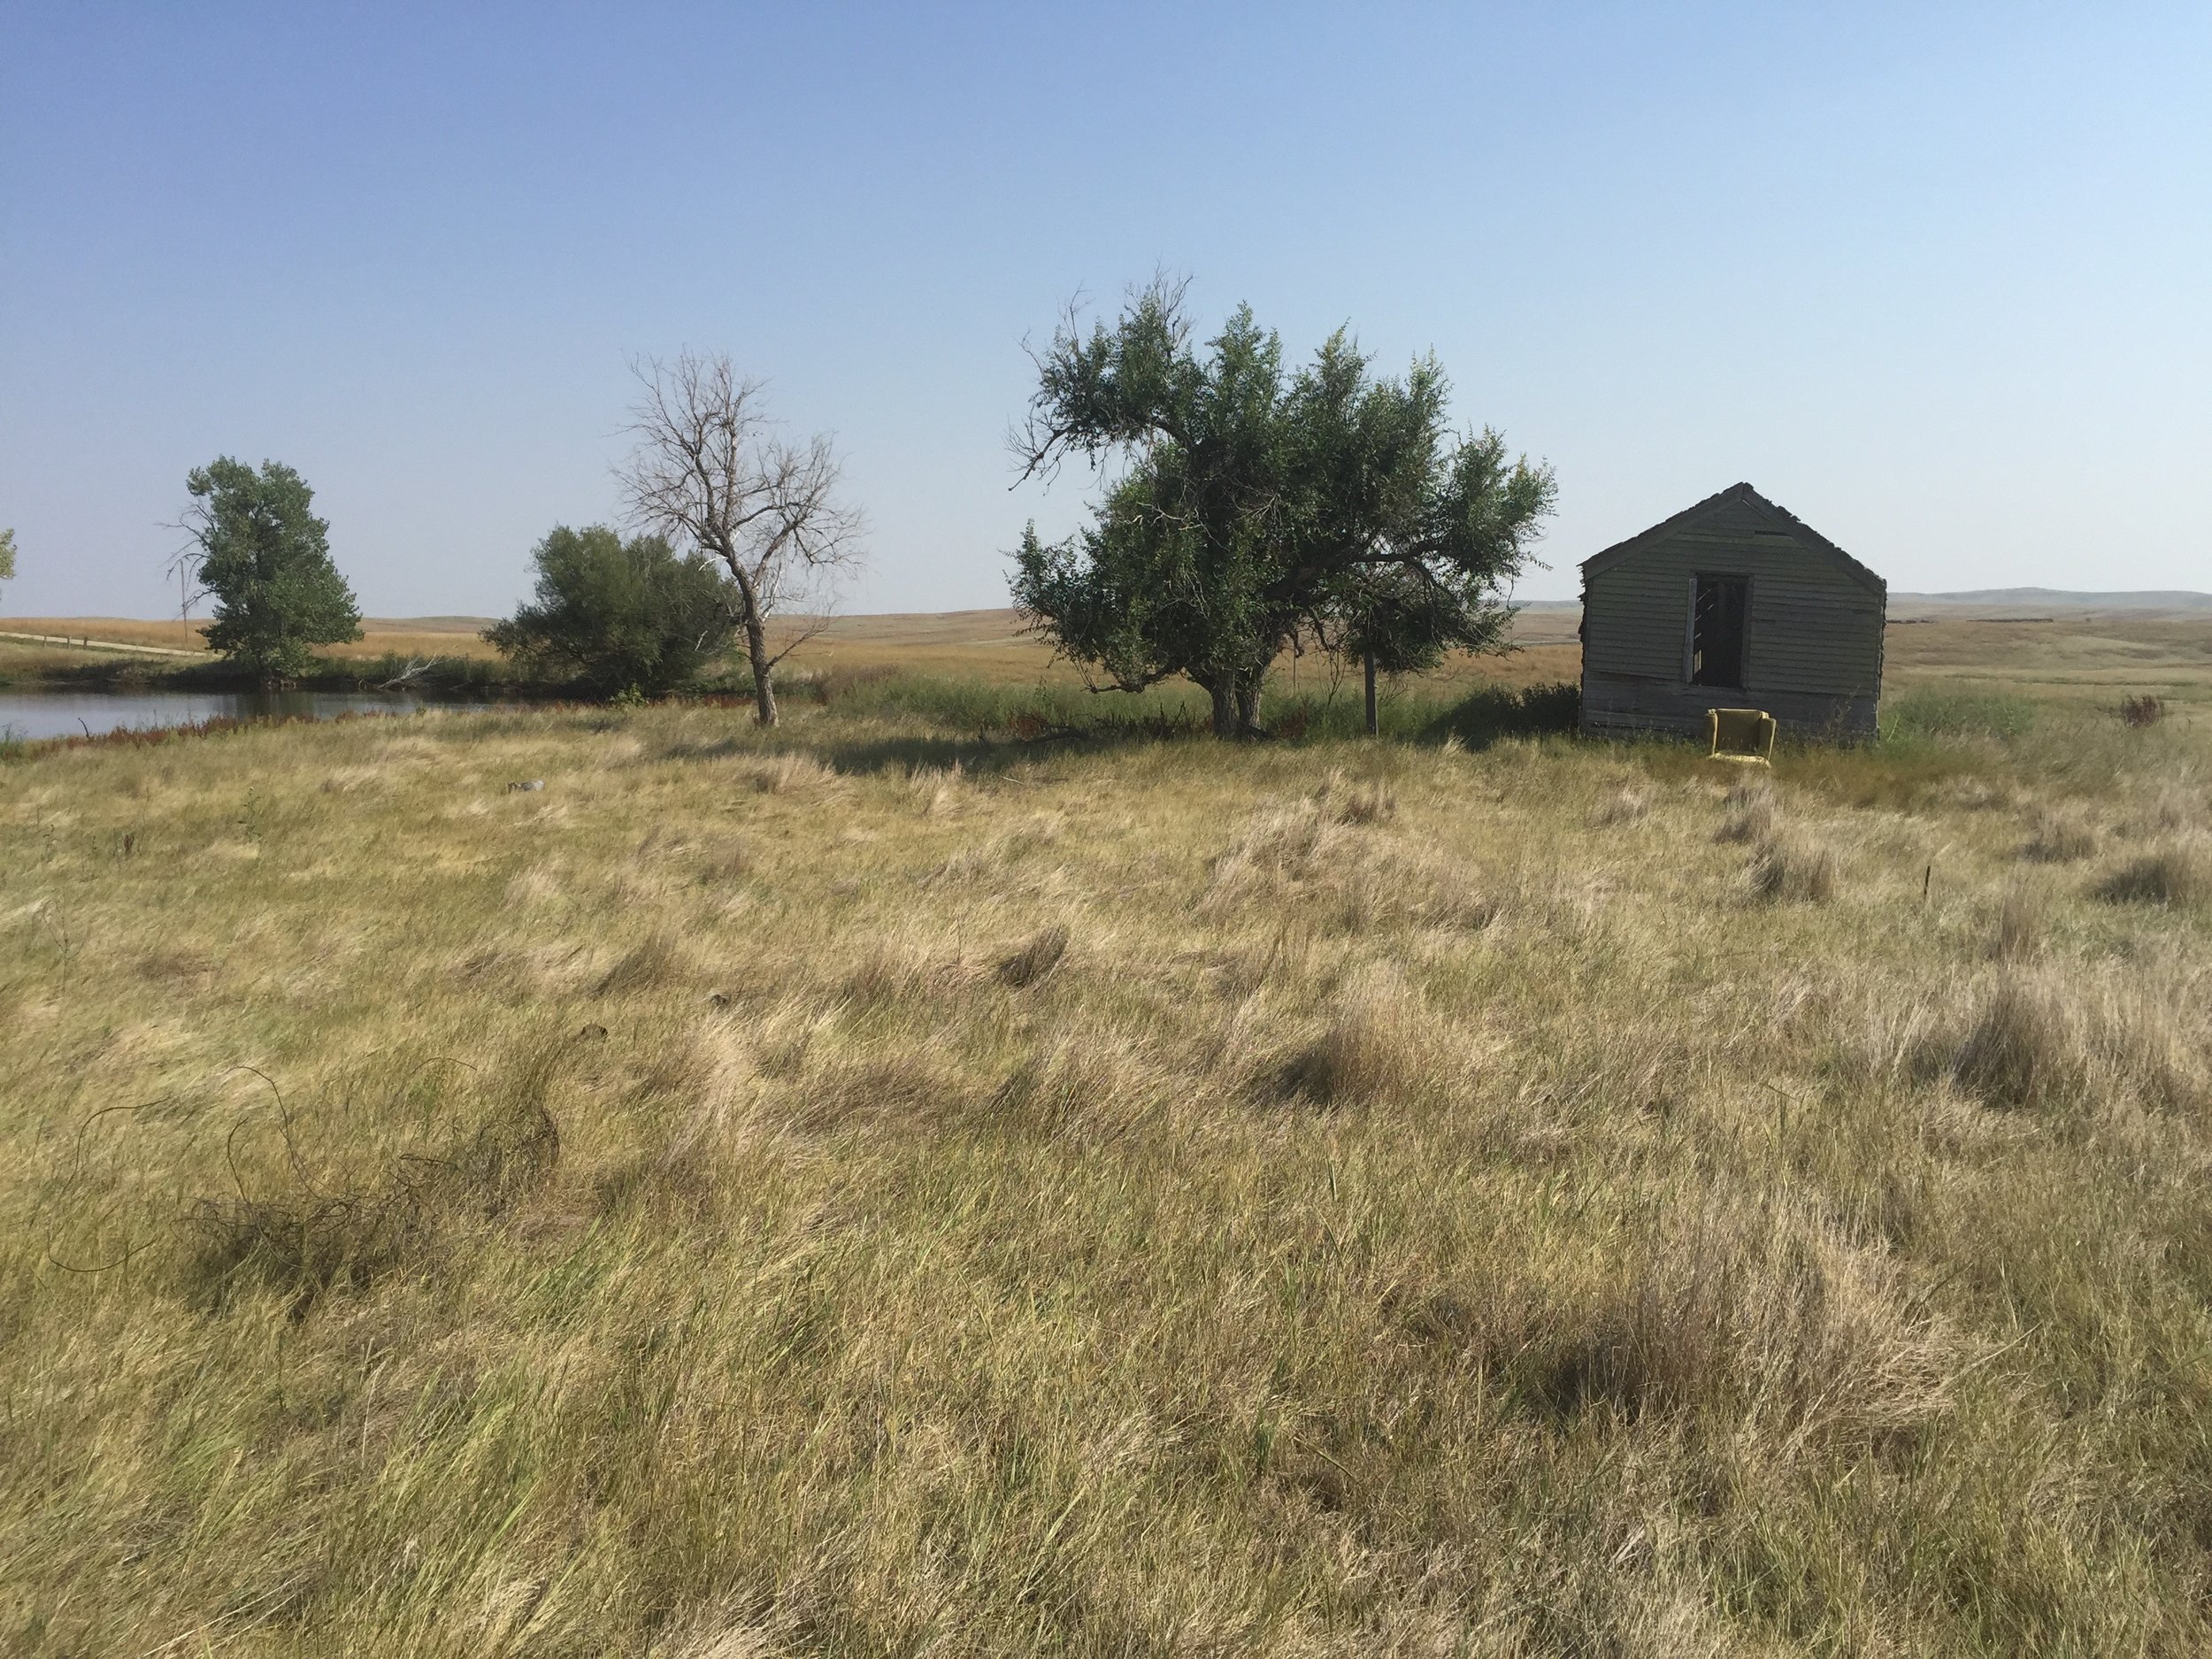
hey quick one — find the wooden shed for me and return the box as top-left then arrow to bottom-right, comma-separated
1578,483 -> 1886,741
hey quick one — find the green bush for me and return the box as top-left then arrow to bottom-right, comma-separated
485,526 -> 736,695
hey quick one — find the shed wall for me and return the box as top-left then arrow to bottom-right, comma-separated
1579,524 -> 1884,738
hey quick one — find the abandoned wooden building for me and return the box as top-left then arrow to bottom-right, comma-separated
1578,483 -> 1886,740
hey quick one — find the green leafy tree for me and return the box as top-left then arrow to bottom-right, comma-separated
484,525 -> 738,695
0,527 -> 16,598
1011,280 -> 1556,736
181,459 -> 361,678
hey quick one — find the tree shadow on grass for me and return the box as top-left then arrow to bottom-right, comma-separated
645,676 -> 1583,773
810,714 -> 1216,778
1415,681 -> 1582,749
651,721 -> 1214,780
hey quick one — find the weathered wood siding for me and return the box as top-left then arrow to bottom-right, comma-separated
1580,506 -> 1884,739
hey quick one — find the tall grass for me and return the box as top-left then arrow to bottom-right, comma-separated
4,687 -> 2211,1654
1881,689 -> 2039,742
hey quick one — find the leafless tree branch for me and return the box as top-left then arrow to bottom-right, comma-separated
617,349 -> 864,725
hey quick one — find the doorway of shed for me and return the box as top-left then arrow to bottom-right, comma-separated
1692,576 -> 1747,688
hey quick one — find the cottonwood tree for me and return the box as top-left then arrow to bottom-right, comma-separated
484,526 -> 737,695
618,351 -> 863,726
180,459 -> 361,679
0,527 -> 16,594
1011,279 -> 1555,737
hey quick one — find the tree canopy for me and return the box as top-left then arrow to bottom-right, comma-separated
183,458 -> 361,679
485,525 -> 737,695
1011,280 -> 1556,735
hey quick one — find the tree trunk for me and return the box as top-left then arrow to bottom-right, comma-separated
1234,677 -> 1264,739
741,613 -> 779,726
1363,650 -> 1378,737
1203,678 -> 1237,739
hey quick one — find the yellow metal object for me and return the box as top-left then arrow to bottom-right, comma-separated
1707,707 -> 1777,765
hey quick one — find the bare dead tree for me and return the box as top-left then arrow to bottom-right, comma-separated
162,526 -> 211,623
617,350 -> 864,726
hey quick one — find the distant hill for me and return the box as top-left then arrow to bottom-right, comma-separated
1517,590 -> 2212,616
1893,588 -> 2212,612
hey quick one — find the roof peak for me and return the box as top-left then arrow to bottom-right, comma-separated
1578,485 -> 1885,595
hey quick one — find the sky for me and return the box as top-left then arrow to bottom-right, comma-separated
2,1 -> 2207,618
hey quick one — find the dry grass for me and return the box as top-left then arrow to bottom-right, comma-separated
0,615 -> 506,660
996,922 -> 1071,989
1947,972 -> 2093,1109
2097,839 -> 2212,908
4,690 -> 2212,1655
1992,880 -> 2045,960
1879,611 -> 2212,703
2023,802 -> 2101,862
1943,967 -> 2209,1114
764,607 -> 1586,691
1278,961 -> 1440,1107
1751,828 -> 1840,902
1717,773 -> 1779,842
1591,784 -> 1651,826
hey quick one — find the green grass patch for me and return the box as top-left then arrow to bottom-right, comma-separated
1882,689 -> 2039,742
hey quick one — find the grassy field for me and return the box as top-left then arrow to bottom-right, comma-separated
0,616 -> 510,664
10,603 -> 2211,710
4,625 -> 2211,1654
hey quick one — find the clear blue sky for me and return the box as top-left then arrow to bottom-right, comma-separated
3,2 -> 2207,618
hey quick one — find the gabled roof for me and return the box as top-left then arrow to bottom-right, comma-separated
1578,482 -> 1886,597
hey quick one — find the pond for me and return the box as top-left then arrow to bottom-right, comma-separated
0,688 -> 495,745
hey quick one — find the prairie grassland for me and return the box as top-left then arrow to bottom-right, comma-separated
1883,615 -> 2212,708
4,672 -> 2212,1655
775,611 -> 1585,694
2,609 -> 1580,690
0,617 -> 506,663
10,606 -> 2212,707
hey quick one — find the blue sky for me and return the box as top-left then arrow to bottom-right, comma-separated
3,2 -> 2207,617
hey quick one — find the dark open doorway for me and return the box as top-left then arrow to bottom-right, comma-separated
1691,576 -> 1747,688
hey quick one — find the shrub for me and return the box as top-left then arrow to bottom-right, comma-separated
2119,695 -> 2164,727
485,526 -> 736,695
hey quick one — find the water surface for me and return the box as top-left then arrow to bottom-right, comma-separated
0,688 -> 488,744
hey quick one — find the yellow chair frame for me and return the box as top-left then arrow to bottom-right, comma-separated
1707,707 -> 1777,765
